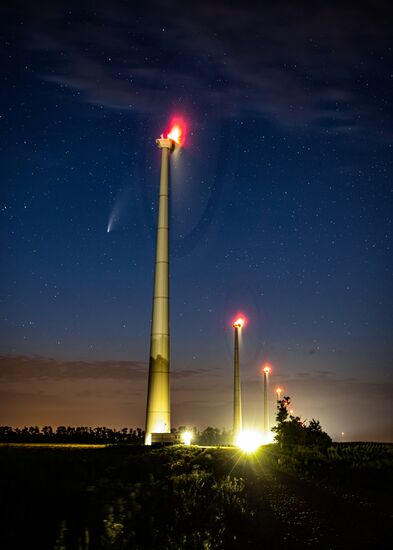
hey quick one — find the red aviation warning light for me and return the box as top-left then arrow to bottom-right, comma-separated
262,364 -> 271,374
164,117 -> 187,146
233,316 -> 246,329
167,125 -> 181,144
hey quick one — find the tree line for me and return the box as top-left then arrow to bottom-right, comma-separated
0,394 -> 332,447
0,426 -> 145,444
0,425 -> 233,445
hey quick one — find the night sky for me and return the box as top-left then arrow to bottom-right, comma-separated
1,1 -> 392,441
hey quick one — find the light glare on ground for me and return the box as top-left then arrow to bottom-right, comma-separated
236,430 -> 263,452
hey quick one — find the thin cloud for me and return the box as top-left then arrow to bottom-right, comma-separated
0,355 -> 208,381
5,0 -> 389,132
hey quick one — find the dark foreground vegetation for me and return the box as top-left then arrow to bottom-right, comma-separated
0,442 -> 391,549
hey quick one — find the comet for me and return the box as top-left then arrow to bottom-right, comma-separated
106,187 -> 131,233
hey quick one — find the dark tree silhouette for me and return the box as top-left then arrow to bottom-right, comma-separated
272,396 -> 332,448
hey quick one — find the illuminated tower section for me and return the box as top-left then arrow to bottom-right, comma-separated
263,364 -> 271,436
145,134 -> 175,445
232,317 -> 244,442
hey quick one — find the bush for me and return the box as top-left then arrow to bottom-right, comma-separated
272,396 -> 332,448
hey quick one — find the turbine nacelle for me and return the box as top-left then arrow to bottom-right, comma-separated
156,137 -> 175,150
233,317 -> 245,329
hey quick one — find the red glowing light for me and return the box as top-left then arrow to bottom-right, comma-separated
165,116 -> 187,146
262,363 -> 271,374
168,125 -> 181,144
232,314 -> 247,329
276,387 -> 282,395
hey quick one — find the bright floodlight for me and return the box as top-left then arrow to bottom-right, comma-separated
263,364 -> 271,374
236,430 -> 263,453
181,431 -> 193,446
233,317 -> 245,329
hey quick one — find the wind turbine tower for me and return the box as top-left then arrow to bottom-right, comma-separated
144,124 -> 181,445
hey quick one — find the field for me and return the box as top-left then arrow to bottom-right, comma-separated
0,443 -> 391,549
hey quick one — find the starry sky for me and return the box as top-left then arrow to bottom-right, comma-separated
1,1 -> 392,441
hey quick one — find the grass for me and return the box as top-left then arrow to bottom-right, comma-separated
0,443 -> 391,548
